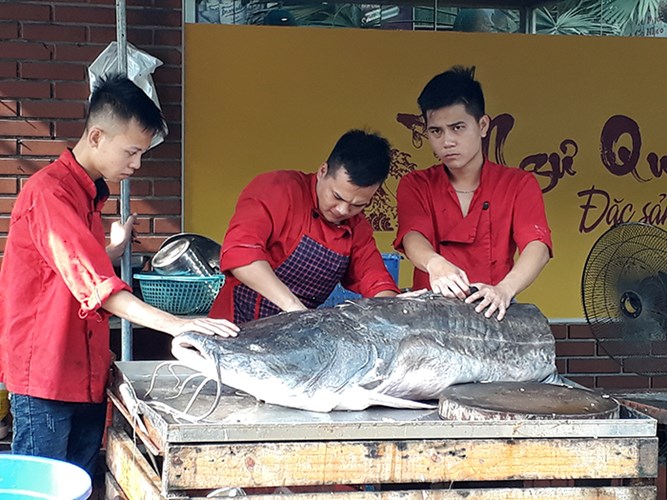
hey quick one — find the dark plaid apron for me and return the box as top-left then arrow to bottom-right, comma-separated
233,235 -> 349,324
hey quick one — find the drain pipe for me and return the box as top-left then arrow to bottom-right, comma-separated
115,0 -> 134,362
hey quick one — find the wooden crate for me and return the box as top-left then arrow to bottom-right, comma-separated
106,361 -> 660,499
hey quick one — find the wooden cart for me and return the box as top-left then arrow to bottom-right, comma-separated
106,361 -> 659,499
612,391 -> 667,499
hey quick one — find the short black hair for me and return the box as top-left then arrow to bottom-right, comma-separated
326,129 -> 391,187
417,66 -> 485,121
86,73 -> 167,138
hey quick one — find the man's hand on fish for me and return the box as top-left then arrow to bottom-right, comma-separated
283,298 -> 309,313
465,283 -> 512,321
425,255 -> 470,300
397,288 -> 429,298
230,260 -> 308,313
103,290 -> 241,339
174,317 -> 240,338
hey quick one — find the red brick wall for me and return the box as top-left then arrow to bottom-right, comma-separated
1,2 -> 665,390
0,0 -> 183,261
552,322 -> 667,390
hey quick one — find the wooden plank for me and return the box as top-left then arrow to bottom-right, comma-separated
109,389 -> 163,456
225,486 -> 657,499
127,486 -> 657,499
106,426 -> 164,499
104,471 -> 128,500
164,437 -> 658,490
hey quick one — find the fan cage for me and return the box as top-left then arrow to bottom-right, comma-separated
581,222 -> 667,375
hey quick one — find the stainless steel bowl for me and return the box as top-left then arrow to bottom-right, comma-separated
159,233 -> 221,273
152,239 -> 215,276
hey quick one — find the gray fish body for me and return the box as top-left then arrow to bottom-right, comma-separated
172,294 -> 558,412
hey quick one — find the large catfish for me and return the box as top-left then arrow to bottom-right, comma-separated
171,294 -> 559,413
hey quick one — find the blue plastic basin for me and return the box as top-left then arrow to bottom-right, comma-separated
320,252 -> 401,308
0,455 -> 91,500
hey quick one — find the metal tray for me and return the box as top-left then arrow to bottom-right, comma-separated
113,360 -> 657,445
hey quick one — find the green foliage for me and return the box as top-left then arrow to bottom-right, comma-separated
245,0 -> 666,34
603,0 -> 662,27
536,0 -> 663,35
249,3 -> 373,28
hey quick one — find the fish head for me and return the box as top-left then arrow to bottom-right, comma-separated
171,331 -> 224,381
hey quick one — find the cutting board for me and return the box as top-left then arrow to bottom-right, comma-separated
439,382 -> 620,421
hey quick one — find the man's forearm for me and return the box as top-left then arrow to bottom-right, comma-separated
231,260 -> 306,312
497,241 -> 550,298
402,231 -> 440,273
103,290 -> 182,336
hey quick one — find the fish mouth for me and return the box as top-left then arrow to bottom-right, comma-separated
172,336 -> 209,368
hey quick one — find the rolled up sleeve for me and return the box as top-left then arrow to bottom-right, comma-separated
29,190 -> 131,317
393,172 -> 437,253
512,174 -> 553,257
220,175 -> 281,271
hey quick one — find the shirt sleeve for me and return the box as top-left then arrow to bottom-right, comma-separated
512,173 -> 554,257
220,173 -> 287,271
343,217 -> 400,297
28,189 -> 130,317
393,171 -> 437,253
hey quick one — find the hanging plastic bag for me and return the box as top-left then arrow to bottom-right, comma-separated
88,41 -> 167,148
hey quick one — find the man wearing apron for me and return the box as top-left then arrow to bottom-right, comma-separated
209,129 -> 400,324
394,66 -> 552,321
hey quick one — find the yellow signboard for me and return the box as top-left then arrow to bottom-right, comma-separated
184,24 -> 667,318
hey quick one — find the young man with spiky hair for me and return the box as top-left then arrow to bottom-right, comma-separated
394,66 -> 552,320
0,74 -> 238,477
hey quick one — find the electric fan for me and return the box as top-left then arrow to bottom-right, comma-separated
581,222 -> 667,376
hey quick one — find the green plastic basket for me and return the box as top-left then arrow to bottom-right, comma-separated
134,272 -> 225,315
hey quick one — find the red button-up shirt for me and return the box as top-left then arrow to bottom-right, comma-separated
394,160 -> 552,290
0,150 -> 130,403
209,170 -> 399,321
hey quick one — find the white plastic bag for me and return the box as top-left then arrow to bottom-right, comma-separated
88,41 -> 167,148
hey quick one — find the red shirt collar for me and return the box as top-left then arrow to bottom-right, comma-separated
442,158 -> 492,193
62,149 -> 109,207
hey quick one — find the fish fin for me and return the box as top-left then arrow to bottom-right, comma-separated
540,371 -> 565,385
334,388 -> 437,411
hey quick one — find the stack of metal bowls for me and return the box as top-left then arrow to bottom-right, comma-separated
151,233 -> 221,276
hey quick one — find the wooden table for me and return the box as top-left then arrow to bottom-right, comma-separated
611,390 -> 667,500
105,361 -> 660,499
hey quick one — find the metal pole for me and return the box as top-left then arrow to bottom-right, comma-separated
519,6 -> 536,34
116,0 -> 133,361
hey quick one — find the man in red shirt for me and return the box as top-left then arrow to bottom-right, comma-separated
394,66 -> 552,321
0,74 -> 238,478
209,130 -> 399,324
